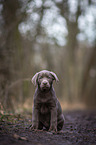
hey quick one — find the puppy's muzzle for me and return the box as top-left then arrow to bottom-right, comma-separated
40,80 -> 50,90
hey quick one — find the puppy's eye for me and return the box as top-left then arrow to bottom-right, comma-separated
39,76 -> 43,79
47,76 -> 51,79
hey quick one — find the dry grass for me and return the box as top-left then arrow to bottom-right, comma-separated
60,101 -> 86,111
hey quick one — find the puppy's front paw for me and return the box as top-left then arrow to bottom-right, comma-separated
49,126 -> 57,132
29,124 -> 38,131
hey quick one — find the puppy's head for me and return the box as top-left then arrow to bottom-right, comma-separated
32,70 -> 59,91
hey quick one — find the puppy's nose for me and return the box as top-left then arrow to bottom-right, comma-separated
43,81 -> 47,85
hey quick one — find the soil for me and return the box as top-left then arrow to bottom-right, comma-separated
0,110 -> 96,145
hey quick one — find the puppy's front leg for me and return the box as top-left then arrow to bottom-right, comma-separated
49,107 -> 57,132
31,106 -> 39,131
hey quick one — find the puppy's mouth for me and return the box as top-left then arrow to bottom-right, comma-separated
40,85 -> 50,91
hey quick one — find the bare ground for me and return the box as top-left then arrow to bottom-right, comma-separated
0,110 -> 96,145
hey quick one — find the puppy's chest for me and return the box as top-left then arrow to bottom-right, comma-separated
36,93 -> 56,114
37,97 -> 52,115
39,103 -> 50,114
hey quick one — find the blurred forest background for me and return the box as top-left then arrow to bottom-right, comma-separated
0,0 -> 96,112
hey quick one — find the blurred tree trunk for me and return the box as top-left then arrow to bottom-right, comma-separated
81,1 -> 96,108
56,0 -> 81,102
1,0 -> 24,109
82,45 -> 96,108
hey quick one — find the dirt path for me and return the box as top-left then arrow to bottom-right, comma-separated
0,110 -> 96,145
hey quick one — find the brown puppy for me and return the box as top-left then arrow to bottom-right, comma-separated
30,70 -> 64,132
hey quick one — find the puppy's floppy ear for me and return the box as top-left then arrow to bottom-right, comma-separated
50,71 -> 59,82
32,72 -> 39,86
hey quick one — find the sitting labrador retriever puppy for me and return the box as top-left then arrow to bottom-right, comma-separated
30,70 -> 64,132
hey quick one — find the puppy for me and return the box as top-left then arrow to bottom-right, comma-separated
30,70 -> 64,132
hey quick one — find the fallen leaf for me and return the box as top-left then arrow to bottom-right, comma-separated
13,134 -> 20,139
20,136 -> 28,141
13,134 -> 28,141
